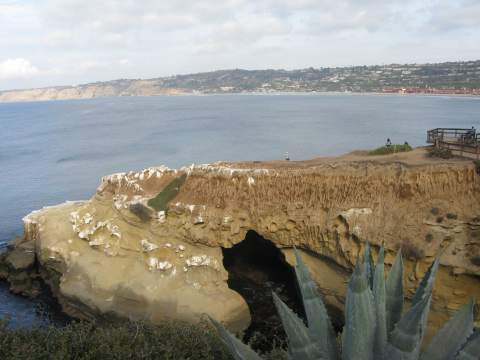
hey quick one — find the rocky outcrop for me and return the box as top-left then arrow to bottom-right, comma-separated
0,237 -> 41,297
2,148 -> 480,337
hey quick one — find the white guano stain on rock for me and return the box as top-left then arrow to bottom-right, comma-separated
141,239 -> 159,252
193,215 -> 204,224
147,257 -> 158,271
223,216 -> 232,224
88,238 -> 104,247
157,261 -> 173,271
185,255 -> 218,270
340,208 -> 373,219
147,257 -> 174,272
157,211 -> 166,223
83,213 -> 93,224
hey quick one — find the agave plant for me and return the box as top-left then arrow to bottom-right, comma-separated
211,244 -> 480,360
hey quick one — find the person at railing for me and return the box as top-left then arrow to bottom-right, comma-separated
465,127 -> 476,144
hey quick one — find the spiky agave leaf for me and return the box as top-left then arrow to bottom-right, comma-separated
411,257 -> 440,307
385,294 -> 432,360
386,256 -> 439,359
386,249 -> 404,334
364,241 -> 375,289
342,262 -> 376,360
455,330 -> 480,360
272,292 -> 326,360
294,249 -> 338,360
373,246 -> 387,360
209,317 -> 263,360
411,256 -> 441,347
420,300 -> 475,360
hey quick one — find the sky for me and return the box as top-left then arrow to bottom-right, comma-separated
0,0 -> 479,91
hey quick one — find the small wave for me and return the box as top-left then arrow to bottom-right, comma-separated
56,151 -> 114,164
56,155 -> 81,163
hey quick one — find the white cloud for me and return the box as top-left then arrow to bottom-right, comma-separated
0,3 -> 31,18
43,31 -> 73,47
193,13 -> 291,54
428,1 -> 480,31
0,58 -> 39,79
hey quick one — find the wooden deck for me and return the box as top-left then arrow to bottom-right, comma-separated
427,128 -> 480,158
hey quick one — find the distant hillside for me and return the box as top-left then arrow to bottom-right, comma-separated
1,60 -> 480,102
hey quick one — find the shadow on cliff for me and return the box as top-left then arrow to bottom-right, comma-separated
222,230 -> 305,352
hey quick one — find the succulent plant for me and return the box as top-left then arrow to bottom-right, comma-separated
211,244 -> 480,360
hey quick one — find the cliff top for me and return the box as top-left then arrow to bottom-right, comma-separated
216,147 -> 474,170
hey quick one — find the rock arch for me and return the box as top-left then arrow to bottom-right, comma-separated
221,230 -> 303,351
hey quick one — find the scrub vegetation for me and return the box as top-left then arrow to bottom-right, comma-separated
0,319 -> 232,360
147,174 -> 187,211
368,144 -> 413,155
427,147 -> 454,159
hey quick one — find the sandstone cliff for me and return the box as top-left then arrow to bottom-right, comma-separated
1,148 -> 480,338
0,80 -> 188,102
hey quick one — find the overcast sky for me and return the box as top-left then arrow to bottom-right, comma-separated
0,0 -> 479,91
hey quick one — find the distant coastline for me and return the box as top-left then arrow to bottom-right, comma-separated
1,60 -> 479,103
1,90 -> 479,104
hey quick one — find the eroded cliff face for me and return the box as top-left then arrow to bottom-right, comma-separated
2,149 -> 480,337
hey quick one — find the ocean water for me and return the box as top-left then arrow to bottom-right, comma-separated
1,94 -> 480,325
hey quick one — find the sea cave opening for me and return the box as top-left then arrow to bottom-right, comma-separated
222,230 -> 304,352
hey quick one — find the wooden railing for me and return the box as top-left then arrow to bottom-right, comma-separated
427,127 -> 480,157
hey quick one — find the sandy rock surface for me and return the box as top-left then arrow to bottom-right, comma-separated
5,148 -> 480,334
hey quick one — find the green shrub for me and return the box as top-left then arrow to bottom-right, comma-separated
147,174 -> 187,211
0,316 -> 287,359
212,245 -> 480,360
427,147 -> 453,159
368,144 -> 413,156
0,319 -> 232,360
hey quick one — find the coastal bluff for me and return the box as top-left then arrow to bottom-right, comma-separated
1,148 -> 480,335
